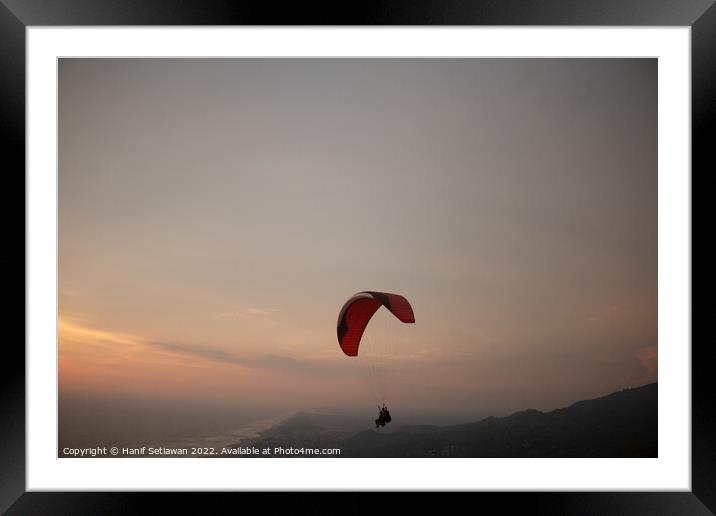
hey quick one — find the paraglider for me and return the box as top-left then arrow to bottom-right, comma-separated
375,404 -> 392,428
337,291 -> 415,357
336,291 -> 415,428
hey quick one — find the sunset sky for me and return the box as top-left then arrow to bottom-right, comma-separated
58,58 -> 656,436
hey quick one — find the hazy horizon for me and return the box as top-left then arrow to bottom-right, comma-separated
59,58 -> 657,447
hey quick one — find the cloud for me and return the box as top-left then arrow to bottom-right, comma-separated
245,308 -> 279,316
215,308 -> 280,319
59,318 -> 349,379
59,317 -> 140,349
633,346 -> 657,374
148,341 -> 347,377
149,341 -> 250,366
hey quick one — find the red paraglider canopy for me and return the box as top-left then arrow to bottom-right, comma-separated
336,291 -> 415,357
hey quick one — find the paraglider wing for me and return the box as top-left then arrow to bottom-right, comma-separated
336,291 -> 415,357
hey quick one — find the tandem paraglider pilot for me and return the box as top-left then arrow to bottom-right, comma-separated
375,404 -> 392,428
336,291 -> 415,430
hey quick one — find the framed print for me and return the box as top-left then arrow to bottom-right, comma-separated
2,0 -> 710,513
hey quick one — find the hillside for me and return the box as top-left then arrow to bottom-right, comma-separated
238,383 -> 657,458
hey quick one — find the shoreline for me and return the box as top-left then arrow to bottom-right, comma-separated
161,410 -> 298,450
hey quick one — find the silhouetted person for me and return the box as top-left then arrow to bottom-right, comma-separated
375,404 -> 391,428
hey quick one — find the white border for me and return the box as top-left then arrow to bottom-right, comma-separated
27,27 -> 691,491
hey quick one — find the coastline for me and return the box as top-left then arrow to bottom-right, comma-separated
162,410 -> 298,451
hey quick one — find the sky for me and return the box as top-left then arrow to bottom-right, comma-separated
58,58 -> 657,438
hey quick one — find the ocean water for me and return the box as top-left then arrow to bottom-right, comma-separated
58,393 -> 294,456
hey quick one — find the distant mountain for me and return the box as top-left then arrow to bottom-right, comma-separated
238,383 -> 657,458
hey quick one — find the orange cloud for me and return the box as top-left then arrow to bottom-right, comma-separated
633,346 -> 658,374
57,318 -> 359,405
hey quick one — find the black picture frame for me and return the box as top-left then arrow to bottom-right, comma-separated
2,1 -> 709,513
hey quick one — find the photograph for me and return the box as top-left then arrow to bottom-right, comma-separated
57,57 -> 657,459
4,0 -> 709,509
